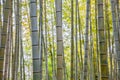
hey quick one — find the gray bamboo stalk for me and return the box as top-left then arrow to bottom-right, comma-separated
39,0 -> 43,79
95,0 -> 100,79
29,0 -> 40,80
15,0 -> 20,79
83,0 -> 90,80
116,0 -> 120,41
19,1 -> 24,79
4,31 -> 9,80
3,0 -> 12,79
7,14 -> 12,80
4,18 -> 11,80
71,0 -> 74,80
63,55 -> 67,80
110,0 -> 120,79
98,0 -> 109,79
75,0 -> 78,79
0,0 -> 11,79
20,32 -> 24,80
55,0 -> 64,80
12,0 -> 15,78
116,0 -> 120,78
7,18 -> 12,80
8,1 -> 12,79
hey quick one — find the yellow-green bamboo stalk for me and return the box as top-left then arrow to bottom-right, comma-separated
98,0 -> 109,79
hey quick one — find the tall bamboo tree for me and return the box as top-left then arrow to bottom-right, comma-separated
3,0 -> 12,79
71,0 -> 74,80
0,0 -> 11,79
75,0 -> 78,79
83,0 -> 90,80
14,0 -> 20,79
29,0 -> 40,80
12,1 -> 16,78
98,0 -> 109,79
110,0 -> 120,79
94,0 -> 100,79
39,0 -> 43,79
4,17 -> 11,80
55,0 -> 64,80
7,16 -> 12,80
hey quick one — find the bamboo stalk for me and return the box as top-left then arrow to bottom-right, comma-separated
29,0 -> 40,79
0,0 -> 11,79
55,0 -> 64,80
75,0 -> 78,79
98,0 -> 109,79
110,0 -> 120,79
71,0 -> 74,80
83,0 -> 90,80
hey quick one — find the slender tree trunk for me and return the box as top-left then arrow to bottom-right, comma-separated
83,0 -> 90,80
116,0 -> 120,42
55,0 -> 64,80
4,18 -> 11,80
4,0 -> 12,79
8,18 -> 12,80
75,0 -> 78,79
29,0 -> 40,80
14,0 -> 20,79
98,0 -> 109,79
19,1 -> 24,79
0,0 -> 11,79
12,1 -> 16,79
110,0 -> 120,79
39,0 -> 43,79
71,0 -> 74,80
95,0 -> 101,80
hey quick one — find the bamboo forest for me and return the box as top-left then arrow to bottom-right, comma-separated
1,0 -> 120,80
